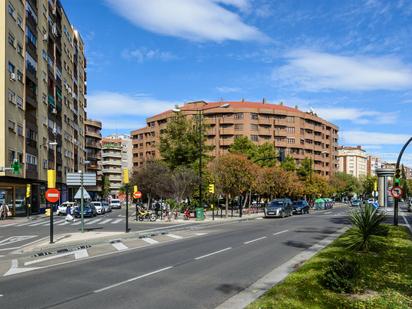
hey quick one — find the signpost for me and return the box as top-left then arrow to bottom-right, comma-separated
123,168 -> 130,233
390,186 -> 403,199
133,191 -> 142,199
45,189 -> 60,203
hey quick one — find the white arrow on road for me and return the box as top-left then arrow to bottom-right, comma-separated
4,259 -> 41,277
0,235 -> 37,247
24,249 -> 89,266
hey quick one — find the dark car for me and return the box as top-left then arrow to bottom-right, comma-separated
350,199 -> 361,207
74,204 -> 97,218
264,198 -> 293,218
292,200 -> 310,214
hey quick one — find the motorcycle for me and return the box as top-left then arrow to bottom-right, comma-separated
137,208 -> 157,222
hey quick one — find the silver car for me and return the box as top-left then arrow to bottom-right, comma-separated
264,198 -> 293,218
102,201 -> 111,213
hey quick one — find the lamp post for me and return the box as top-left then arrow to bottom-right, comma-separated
173,103 -> 230,212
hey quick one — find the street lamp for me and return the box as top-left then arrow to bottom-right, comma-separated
172,103 -> 230,211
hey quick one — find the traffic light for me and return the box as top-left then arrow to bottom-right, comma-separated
208,184 -> 215,193
394,169 -> 401,186
134,185 -> 138,193
47,169 -> 56,188
26,184 -> 31,198
123,168 -> 129,184
11,159 -> 21,175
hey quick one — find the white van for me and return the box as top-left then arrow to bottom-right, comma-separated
110,199 -> 121,209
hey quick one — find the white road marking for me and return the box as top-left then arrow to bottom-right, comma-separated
195,247 -> 232,260
0,223 -> 18,227
0,294 -> 3,296
99,219 -> 112,225
24,249 -> 89,266
402,214 -> 412,233
27,220 -> 50,227
4,259 -> 41,276
273,229 -> 289,236
85,219 -> 102,225
112,242 -> 128,251
0,235 -> 37,247
194,232 -> 207,236
324,211 -> 332,215
142,238 -> 158,244
166,234 -> 183,239
244,236 -> 267,245
94,266 -> 173,293
57,221 -> 70,226
71,221 -> 82,225
111,218 -> 122,224
256,217 -> 263,220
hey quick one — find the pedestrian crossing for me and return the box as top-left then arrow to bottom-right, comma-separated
4,217 -> 126,228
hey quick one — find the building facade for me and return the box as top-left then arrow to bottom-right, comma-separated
101,138 -> 122,198
131,101 -> 339,177
105,133 -> 133,172
337,146 -> 368,178
0,0 -> 87,215
84,119 -> 102,199
367,155 -> 383,177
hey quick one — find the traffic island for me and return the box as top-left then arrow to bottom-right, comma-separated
246,225 -> 412,309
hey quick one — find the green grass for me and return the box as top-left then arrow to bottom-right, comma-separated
247,225 -> 412,309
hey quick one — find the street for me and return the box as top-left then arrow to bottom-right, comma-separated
0,207 -> 354,309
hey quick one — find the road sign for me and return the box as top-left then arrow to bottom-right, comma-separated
390,186 -> 403,199
133,191 -> 142,199
74,188 -> 91,199
66,173 -> 96,186
45,189 -> 60,203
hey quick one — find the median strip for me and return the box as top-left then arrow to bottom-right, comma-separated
244,236 -> 267,245
194,247 -> 232,260
94,266 -> 173,293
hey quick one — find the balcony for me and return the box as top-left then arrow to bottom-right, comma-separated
258,118 -> 272,125
102,151 -> 122,159
219,128 -> 235,135
258,128 -> 272,136
219,138 -> 234,146
102,167 -> 122,174
86,130 -> 102,139
102,160 -> 121,166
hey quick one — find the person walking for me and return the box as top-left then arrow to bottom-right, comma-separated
0,202 -> 10,220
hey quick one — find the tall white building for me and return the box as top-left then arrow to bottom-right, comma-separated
105,134 -> 132,172
337,146 -> 368,178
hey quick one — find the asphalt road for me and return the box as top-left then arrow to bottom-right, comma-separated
0,207 -> 352,309
0,209 -> 179,255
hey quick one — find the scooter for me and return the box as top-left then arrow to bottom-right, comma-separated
137,208 -> 157,222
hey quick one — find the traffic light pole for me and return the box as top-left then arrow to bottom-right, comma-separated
49,200 -> 53,244
394,137 -> 412,226
125,184 -> 129,233
81,171 -> 84,233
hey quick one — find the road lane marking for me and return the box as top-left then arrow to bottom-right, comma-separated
273,229 -> 289,236
4,259 -> 41,276
94,266 -> 173,293
402,214 -> 412,233
244,236 -> 267,245
85,219 -> 102,225
0,235 -> 37,247
111,218 -> 122,224
324,211 -> 332,215
99,219 -> 112,224
195,247 -> 232,260
166,234 -> 183,239
142,238 -> 158,244
71,221 -> 82,225
24,249 -> 89,266
112,242 -> 128,251
195,232 -> 207,236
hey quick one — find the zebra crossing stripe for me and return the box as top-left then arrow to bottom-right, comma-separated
166,234 -> 183,239
28,221 -> 50,226
86,219 -> 102,225
111,219 -> 122,224
142,238 -> 159,244
71,221 -> 82,225
57,221 -> 70,226
112,242 -> 128,251
99,219 -> 112,225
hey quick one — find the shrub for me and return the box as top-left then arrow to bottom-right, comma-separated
320,256 -> 360,293
349,204 -> 386,251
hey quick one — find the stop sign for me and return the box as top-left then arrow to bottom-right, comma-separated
45,188 -> 60,203
133,191 -> 142,199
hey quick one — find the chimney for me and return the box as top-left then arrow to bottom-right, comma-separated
262,98 -> 266,104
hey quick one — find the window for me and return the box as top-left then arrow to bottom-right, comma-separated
234,113 -> 243,119
286,127 -> 295,133
17,15 -> 23,28
8,2 -> 15,17
250,135 -> 258,142
8,32 -> 15,47
8,62 -> 15,73
17,124 -> 23,136
286,116 -> 295,123
25,26 -> 37,46
26,153 -> 38,165
250,124 -> 258,131
8,120 -> 16,132
287,138 -> 295,144
17,43 -> 23,55
251,113 -> 259,120
17,70 -> 23,82
43,160 -> 48,169
8,89 -> 15,103
16,96 -> 23,109
8,149 -> 16,163
234,124 -> 243,131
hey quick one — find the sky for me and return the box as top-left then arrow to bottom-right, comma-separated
61,0 -> 412,165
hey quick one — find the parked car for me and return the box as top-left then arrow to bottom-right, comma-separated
74,204 -> 97,218
57,202 -> 77,215
324,198 -> 334,209
110,199 -> 122,209
91,201 -> 105,215
264,198 -> 293,218
350,199 -> 362,207
102,201 -> 111,213
292,200 -> 310,214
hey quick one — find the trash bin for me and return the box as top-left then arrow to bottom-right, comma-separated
195,208 -> 204,221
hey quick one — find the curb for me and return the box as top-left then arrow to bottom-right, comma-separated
215,226 -> 350,309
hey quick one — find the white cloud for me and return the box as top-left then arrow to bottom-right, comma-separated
216,86 -> 241,93
105,0 -> 267,42
315,107 -> 397,124
122,48 -> 177,63
273,50 -> 412,91
341,131 -> 410,145
87,91 -> 179,130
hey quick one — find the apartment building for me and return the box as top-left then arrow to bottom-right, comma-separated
105,133 -> 133,172
85,119 -> 102,199
101,138 -> 122,198
383,162 -> 412,179
131,101 -> 339,177
367,155 -> 383,177
337,146 -> 368,178
0,0 -> 87,215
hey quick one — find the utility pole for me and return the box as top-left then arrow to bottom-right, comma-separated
80,170 -> 84,233
123,168 -> 130,233
198,110 -> 203,210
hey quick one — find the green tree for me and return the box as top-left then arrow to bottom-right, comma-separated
229,136 -> 256,157
252,142 -> 278,167
159,111 -> 204,170
360,176 -> 377,197
329,172 -> 361,199
170,166 -> 199,203
280,155 -> 296,172
298,157 -> 313,179
401,165 -> 410,199
101,175 -> 111,199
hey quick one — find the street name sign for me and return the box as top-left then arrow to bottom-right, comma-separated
66,173 -> 96,186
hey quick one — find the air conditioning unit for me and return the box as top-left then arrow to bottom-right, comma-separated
10,73 -> 16,81
52,108 -> 57,114
43,33 -> 48,41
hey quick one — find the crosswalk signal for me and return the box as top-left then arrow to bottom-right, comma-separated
11,159 -> 21,175
26,184 -> 31,198
208,184 -> 215,194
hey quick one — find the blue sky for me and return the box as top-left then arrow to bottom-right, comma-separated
61,0 -> 412,164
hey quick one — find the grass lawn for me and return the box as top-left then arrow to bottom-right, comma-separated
248,225 -> 412,309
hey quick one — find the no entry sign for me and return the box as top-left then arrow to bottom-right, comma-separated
133,191 -> 142,199
45,188 -> 60,203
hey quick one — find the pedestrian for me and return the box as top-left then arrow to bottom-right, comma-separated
0,202 -> 10,220
65,205 -> 74,222
154,201 -> 160,217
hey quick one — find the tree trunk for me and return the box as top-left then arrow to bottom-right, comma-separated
225,195 -> 229,218
148,194 -> 152,209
